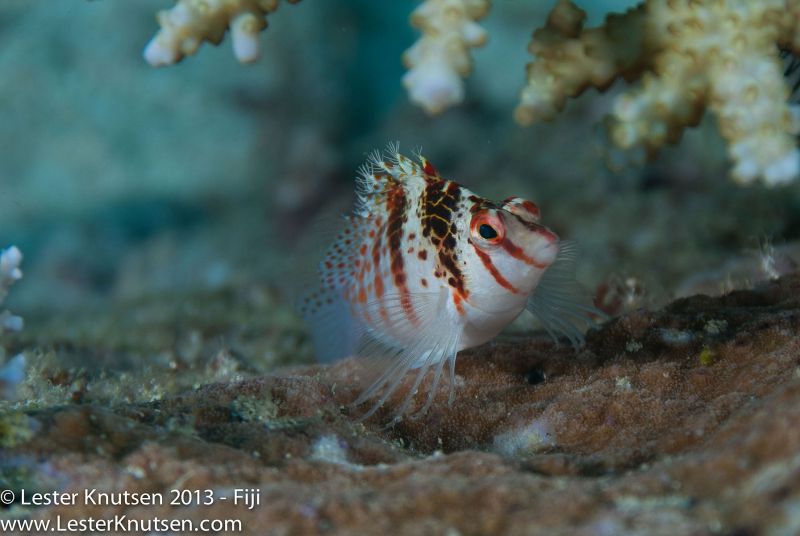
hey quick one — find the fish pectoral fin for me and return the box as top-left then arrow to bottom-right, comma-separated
351,321 -> 461,422
356,288 -> 449,342
526,240 -> 608,349
345,288 -> 461,420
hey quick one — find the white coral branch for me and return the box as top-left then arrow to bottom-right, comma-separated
0,246 -> 23,333
402,0 -> 491,115
516,0 -> 800,186
144,0 -> 299,66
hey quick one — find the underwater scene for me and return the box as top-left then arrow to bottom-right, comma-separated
2,0 -> 800,534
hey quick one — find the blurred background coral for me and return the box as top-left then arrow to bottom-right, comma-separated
1,0 -> 798,342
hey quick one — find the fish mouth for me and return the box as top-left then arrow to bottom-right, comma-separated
531,236 -> 559,267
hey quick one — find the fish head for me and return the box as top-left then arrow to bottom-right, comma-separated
468,196 -> 559,296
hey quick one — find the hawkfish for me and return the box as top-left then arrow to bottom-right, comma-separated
302,145 -> 601,420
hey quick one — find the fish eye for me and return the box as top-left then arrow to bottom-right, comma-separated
479,224 -> 498,240
470,211 -> 504,245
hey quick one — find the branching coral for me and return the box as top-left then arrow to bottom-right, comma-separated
140,0 -> 800,185
144,0 -> 301,66
143,0 -> 490,113
0,246 -> 23,333
515,0 -> 800,186
402,0 -> 491,115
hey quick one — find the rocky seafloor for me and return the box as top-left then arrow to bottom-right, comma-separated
2,2 -> 800,534
1,271 -> 798,535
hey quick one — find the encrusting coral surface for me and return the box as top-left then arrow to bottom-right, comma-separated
144,0 -> 301,66
3,273 -> 800,534
515,0 -> 800,186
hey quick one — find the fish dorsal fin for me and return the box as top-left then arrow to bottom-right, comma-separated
354,143 -> 425,217
525,241 -> 608,349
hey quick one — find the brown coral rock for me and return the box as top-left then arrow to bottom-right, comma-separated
4,274 -> 800,534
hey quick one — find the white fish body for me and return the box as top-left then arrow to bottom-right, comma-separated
302,146 -> 600,418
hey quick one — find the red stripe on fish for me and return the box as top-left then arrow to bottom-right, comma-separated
501,238 -> 549,269
371,224 -> 389,322
386,185 -> 417,324
470,242 -> 521,294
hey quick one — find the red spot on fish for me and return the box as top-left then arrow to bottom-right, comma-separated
421,278 -> 428,287
418,250 -> 428,260
521,200 -> 540,218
